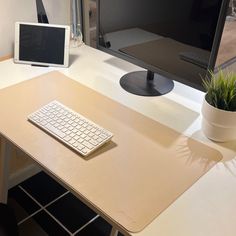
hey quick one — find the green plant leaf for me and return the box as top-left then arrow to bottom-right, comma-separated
202,70 -> 236,111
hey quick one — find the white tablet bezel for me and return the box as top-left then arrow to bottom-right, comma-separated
14,22 -> 70,68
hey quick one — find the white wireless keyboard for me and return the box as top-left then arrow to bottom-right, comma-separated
28,101 -> 113,156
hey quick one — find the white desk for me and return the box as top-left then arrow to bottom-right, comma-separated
0,45 -> 236,236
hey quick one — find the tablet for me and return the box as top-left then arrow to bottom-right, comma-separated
14,22 -> 70,67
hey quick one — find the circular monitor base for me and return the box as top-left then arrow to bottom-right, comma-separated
120,71 -> 174,96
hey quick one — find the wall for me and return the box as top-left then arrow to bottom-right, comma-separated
0,0 -> 70,57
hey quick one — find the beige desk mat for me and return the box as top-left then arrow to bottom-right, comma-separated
0,71 -> 222,233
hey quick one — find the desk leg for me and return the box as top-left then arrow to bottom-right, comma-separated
0,138 -> 11,203
110,227 -> 119,236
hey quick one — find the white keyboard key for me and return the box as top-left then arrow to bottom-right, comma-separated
69,139 -> 76,145
77,144 -> 84,150
66,130 -> 71,135
82,141 -> 94,150
99,134 -> 107,140
84,130 -> 90,135
64,136 -> 71,142
41,121 -> 47,126
87,125 -> 92,130
80,127 -> 86,132
45,124 -> 66,138
73,142 -> 78,147
62,128 -> 67,132
90,139 -> 98,146
78,138 -> 84,143
82,147 -> 90,154
97,137 -> 103,143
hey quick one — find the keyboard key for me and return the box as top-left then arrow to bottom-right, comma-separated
84,130 -> 90,135
45,124 -> 65,139
80,127 -> 86,132
73,142 -> 78,147
90,139 -> 98,146
77,144 -> 84,151
69,139 -> 76,145
66,130 -> 71,135
95,131 -> 101,135
82,141 -> 94,150
87,125 -> 92,130
78,138 -> 84,143
64,136 -> 71,142
71,122 -> 77,127
82,147 -> 90,154
83,123 -> 88,128
40,121 -> 47,126
99,134 -> 107,140
97,137 -> 103,143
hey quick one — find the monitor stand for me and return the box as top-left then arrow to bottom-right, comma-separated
120,70 -> 174,96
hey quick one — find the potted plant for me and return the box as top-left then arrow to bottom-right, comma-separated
201,70 -> 236,142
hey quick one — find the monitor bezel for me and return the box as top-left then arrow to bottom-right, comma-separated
14,22 -> 70,68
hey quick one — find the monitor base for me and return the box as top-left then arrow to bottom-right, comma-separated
120,71 -> 174,96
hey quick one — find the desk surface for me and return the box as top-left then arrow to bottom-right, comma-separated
0,70 -> 222,233
0,45 -> 236,236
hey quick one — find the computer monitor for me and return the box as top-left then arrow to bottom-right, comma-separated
97,0 -> 229,96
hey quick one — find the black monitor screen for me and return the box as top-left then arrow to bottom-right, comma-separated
19,24 -> 65,65
97,0 -> 229,95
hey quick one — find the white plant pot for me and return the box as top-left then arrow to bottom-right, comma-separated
201,97 -> 236,142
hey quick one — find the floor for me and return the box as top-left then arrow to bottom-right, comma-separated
8,171 -> 124,236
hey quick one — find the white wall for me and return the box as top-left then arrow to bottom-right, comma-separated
0,0 -> 70,57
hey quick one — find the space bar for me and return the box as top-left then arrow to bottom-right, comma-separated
45,124 -> 66,138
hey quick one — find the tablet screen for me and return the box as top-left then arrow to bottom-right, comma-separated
20,24 -> 65,64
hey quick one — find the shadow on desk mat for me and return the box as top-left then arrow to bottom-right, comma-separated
0,71 -> 222,233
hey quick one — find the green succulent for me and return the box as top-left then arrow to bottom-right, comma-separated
203,70 -> 236,111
